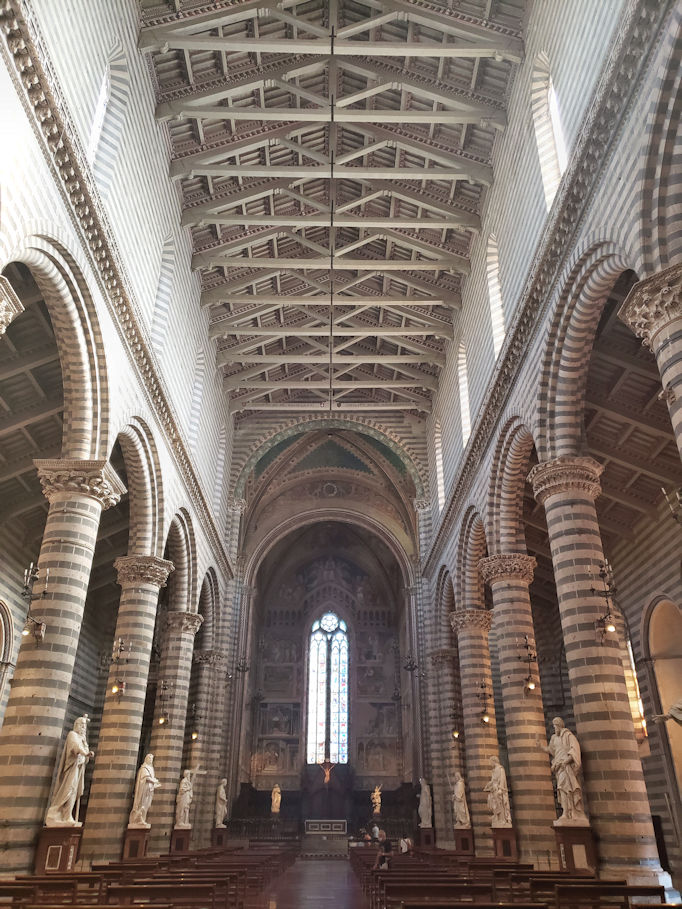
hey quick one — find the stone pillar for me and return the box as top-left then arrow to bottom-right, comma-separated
619,264 -> 682,460
189,649 -> 227,846
479,554 -> 558,865
529,457 -> 664,883
0,275 -> 24,336
0,458 -> 125,873
80,555 -> 174,863
449,608 -> 497,855
428,648 -> 460,842
147,610 -> 203,853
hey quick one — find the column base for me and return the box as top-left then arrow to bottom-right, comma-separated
417,827 -> 435,848
122,828 -> 149,860
170,827 -> 191,853
35,827 -> 82,874
211,827 -> 229,847
453,828 -> 475,855
491,826 -> 518,862
554,824 -> 597,874
598,863 -> 676,896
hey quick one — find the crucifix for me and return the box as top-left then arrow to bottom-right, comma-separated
318,757 -> 335,784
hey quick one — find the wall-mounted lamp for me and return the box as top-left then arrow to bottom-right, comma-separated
22,615 -> 46,643
157,680 -> 171,725
158,711 -> 170,726
661,486 -> 682,524
477,680 -> 491,725
112,637 -> 131,663
592,561 -> 618,643
452,728 -> 460,740
22,562 -> 49,602
403,653 -> 419,673
111,679 -> 126,697
518,634 -> 538,694
235,656 -> 250,673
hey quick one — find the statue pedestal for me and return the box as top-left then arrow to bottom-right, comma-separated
453,828 -> 475,855
554,824 -> 597,874
170,827 -> 191,853
35,827 -> 82,874
416,827 -> 435,848
491,826 -> 518,861
122,828 -> 149,860
212,827 -> 229,847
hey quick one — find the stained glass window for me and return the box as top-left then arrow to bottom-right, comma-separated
306,612 -> 349,764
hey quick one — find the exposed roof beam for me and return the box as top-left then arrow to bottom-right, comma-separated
200,256 -> 467,271
193,214 -> 464,229
216,352 -> 445,366
0,348 -> 60,381
586,390 -> 675,438
0,448 -> 60,484
0,398 -> 63,438
212,295 -> 449,307
181,179 -> 294,225
172,107 -> 504,127
223,377 -> 437,390
139,0 -> 284,45
231,400 -> 430,412
180,164 -> 488,182
588,440 -> 682,487
201,271 -> 283,306
368,181 -> 481,228
170,125 -> 309,178
213,326 -> 445,338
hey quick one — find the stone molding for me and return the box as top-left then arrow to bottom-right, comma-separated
114,555 -> 175,588
35,458 -> 127,509
422,0 -> 673,575
528,456 -> 603,505
0,275 -> 24,336
0,3 -> 232,580
618,263 -> 682,348
450,609 -> 493,635
479,553 -> 536,585
227,497 -> 247,515
193,649 -> 227,667
166,611 -> 204,635
413,497 -> 430,512
429,647 -> 457,665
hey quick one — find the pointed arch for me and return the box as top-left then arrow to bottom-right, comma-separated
457,344 -> 471,447
89,41 -> 130,198
487,419 -> 536,555
486,235 -> 505,358
531,52 -> 567,211
455,508 -> 487,609
150,235 -> 175,354
114,417 -> 164,557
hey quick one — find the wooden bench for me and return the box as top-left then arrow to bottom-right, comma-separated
382,880 -> 495,909
554,883 -> 666,909
104,882 -> 216,909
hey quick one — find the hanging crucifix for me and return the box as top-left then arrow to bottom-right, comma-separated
318,757 -> 335,784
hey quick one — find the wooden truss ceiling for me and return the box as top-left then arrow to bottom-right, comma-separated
140,0 -> 525,416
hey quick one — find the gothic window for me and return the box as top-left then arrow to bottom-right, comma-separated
458,344 -> 471,446
531,53 -> 567,210
306,612 -> 349,764
88,42 -> 130,198
434,420 -> 445,511
486,235 -> 505,358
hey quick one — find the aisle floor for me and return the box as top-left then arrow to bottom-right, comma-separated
258,858 -> 368,908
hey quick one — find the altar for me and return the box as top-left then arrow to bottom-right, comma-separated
305,819 -> 347,834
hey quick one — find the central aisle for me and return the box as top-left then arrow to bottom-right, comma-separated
258,857 -> 368,908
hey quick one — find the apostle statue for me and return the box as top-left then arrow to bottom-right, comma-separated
214,778 -> 227,829
452,771 -> 471,829
484,755 -> 512,827
45,715 -> 94,827
652,696 -> 682,727
371,784 -> 382,816
271,783 -> 281,814
418,777 -> 432,828
538,716 -> 588,825
129,753 -> 161,828
175,767 -> 205,829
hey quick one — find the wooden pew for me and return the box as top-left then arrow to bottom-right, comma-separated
382,880 -> 495,909
104,882 -> 216,909
553,882 -> 666,909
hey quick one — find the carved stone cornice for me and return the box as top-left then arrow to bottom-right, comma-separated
450,609 -> 493,635
227,497 -> 247,515
422,0 -> 674,577
114,555 -> 174,588
34,458 -> 127,510
413,497 -> 430,512
0,275 -> 24,336
528,456 -> 603,505
429,647 -> 457,665
618,263 -> 682,348
193,649 -> 227,667
0,2 -> 233,581
479,554 -> 536,586
167,611 -> 204,636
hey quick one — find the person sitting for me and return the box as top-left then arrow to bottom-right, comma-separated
373,829 -> 393,870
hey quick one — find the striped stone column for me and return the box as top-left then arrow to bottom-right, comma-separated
80,555 -> 174,863
619,264 -> 682,461
0,274 -> 24,335
529,457 -> 664,882
189,649 -> 227,846
0,458 -> 125,874
146,610 -> 203,853
479,554 -> 558,865
449,608 -> 497,856
428,648 -> 461,842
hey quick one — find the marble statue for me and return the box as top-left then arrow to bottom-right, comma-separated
214,778 -> 227,828
371,784 -> 382,816
418,777 -> 432,828
484,755 -> 512,828
175,767 -> 204,829
271,783 -> 281,814
452,772 -> 471,829
129,753 -> 161,828
538,717 -> 588,825
652,696 -> 682,727
45,715 -> 94,827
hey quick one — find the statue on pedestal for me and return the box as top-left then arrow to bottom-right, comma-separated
45,715 -> 94,827
129,754 -> 161,829
452,772 -> 471,829
538,716 -> 588,826
418,777 -> 432,828
485,755 -> 511,828
371,784 -> 382,816
271,783 -> 281,814
175,767 -> 205,829
215,778 -> 227,828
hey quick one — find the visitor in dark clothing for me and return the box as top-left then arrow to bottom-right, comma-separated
373,829 -> 393,870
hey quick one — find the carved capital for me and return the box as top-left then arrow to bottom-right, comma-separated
619,264 -> 682,348
0,276 -> 24,336
528,456 -> 603,505
479,554 -> 536,586
227,496 -> 247,515
34,458 -> 127,510
115,555 -> 174,588
193,649 -> 227,667
450,608 -> 492,635
429,647 -> 457,665
413,497 -> 430,512
167,611 -> 204,636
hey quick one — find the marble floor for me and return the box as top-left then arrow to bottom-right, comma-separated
257,858 -> 368,908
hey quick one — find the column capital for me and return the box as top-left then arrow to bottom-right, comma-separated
34,458 -> 127,509
166,610 -> 204,635
227,496 -> 247,514
618,263 -> 682,348
429,647 -> 457,665
193,649 -> 227,667
479,553 -> 536,585
413,497 -> 430,512
450,608 -> 492,635
114,555 -> 174,588
528,456 -> 603,504
0,276 -> 24,336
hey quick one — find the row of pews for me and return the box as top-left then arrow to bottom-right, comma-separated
0,842 -> 297,909
349,847 -> 678,909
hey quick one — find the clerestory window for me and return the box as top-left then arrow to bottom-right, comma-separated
306,612 -> 349,765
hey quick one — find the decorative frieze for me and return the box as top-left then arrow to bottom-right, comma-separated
450,609 -> 493,635
166,611 -> 204,636
193,650 -> 227,667
0,275 -> 24,336
528,456 -> 603,505
114,555 -> 174,588
429,647 -> 457,665
618,263 -> 682,348
479,553 -> 536,585
35,458 -> 127,510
